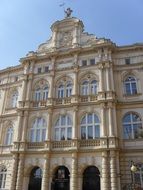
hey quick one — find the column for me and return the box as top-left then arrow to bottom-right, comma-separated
45,109 -> 52,141
21,76 -> 27,102
21,111 -> 28,142
49,76 -> 54,99
26,75 -> 33,101
78,174 -> 82,190
41,154 -> 50,190
108,103 -> 114,137
72,107 -> 78,139
16,154 -> 25,190
16,111 -> 23,142
98,65 -> 104,92
110,67 -> 115,91
10,154 -> 18,190
71,153 -> 78,190
110,151 -> 117,190
73,70 -> 78,96
106,65 -> 111,91
0,120 -> 3,143
101,151 -> 109,190
100,103 -> 106,137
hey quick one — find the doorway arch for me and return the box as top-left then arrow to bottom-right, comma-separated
51,166 -> 70,190
28,167 -> 42,190
82,166 -> 100,190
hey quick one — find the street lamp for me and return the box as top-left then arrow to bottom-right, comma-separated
130,161 -> 137,190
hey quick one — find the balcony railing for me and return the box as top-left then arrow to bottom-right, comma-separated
27,142 -> 45,149
54,97 -> 71,105
79,95 -> 98,103
0,139 -> 107,153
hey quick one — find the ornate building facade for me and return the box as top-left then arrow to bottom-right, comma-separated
0,12 -> 143,190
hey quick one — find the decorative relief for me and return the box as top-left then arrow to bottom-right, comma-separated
59,31 -> 73,47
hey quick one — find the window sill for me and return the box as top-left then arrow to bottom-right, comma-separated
123,93 -> 142,98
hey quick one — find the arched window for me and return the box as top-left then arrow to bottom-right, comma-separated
5,127 -> 13,145
57,81 -> 73,98
28,167 -> 42,190
81,80 -> 98,95
124,76 -> 137,95
35,88 -> 41,101
34,81 -> 49,101
58,85 -> 64,98
81,81 -> 89,95
66,82 -> 72,97
29,118 -> 46,142
54,115 -> 72,140
91,80 -> 97,95
11,91 -> 18,108
80,113 -> 100,139
123,113 -> 143,139
0,166 -> 7,189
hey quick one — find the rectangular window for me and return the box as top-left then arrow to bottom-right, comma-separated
82,60 -> 87,66
90,59 -> 95,65
45,66 -> 49,72
125,58 -> 130,65
37,68 -> 42,73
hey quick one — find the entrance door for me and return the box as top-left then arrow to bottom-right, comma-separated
52,166 -> 70,190
28,167 -> 42,190
83,166 -> 100,190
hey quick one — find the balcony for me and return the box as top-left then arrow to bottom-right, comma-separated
79,95 -> 98,103
54,97 -> 71,105
0,145 -> 12,154
27,142 -> 45,149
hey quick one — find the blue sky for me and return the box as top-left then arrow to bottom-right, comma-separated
0,0 -> 143,70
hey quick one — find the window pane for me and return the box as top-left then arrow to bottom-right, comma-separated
30,130 -> 34,142
67,127 -> 72,140
61,116 -> 66,125
61,128 -> 65,140
125,83 -> 131,95
67,116 -> 72,125
42,129 -> 46,141
94,115 -> 99,123
55,128 -> 59,140
123,124 -> 132,139
87,114 -> 92,123
88,126 -> 93,139
95,125 -> 100,138
81,116 -> 86,124
81,126 -> 86,139
123,114 -> 131,123
132,114 -> 141,122
132,83 -> 137,94
36,129 -> 40,142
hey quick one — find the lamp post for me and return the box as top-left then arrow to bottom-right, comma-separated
130,161 -> 137,190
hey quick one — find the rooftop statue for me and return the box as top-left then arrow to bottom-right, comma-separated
64,8 -> 73,18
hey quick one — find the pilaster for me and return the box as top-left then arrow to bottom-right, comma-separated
100,103 -> 106,137
41,154 -> 50,190
71,152 -> 78,190
72,107 -> 78,139
16,111 -> 23,142
101,151 -> 109,190
16,154 -> 25,190
110,151 -> 118,190
10,154 -> 19,190
21,111 -> 29,142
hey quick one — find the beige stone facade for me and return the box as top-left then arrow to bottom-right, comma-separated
0,14 -> 143,190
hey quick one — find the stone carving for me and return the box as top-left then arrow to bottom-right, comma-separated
59,31 -> 73,47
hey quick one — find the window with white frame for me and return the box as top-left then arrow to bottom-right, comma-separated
123,113 -> 143,139
124,76 -> 137,95
5,126 -> 13,145
0,166 -> 7,189
54,115 -> 72,140
81,80 -> 98,95
57,81 -> 72,98
34,82 -> 49,101
29,117 -> 46,142
80,113 -> 100,139
11,91 -> 18,108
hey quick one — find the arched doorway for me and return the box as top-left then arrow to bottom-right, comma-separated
82,166 -> 100,190
28,167 -> 42,190
51,166 -> 70,190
